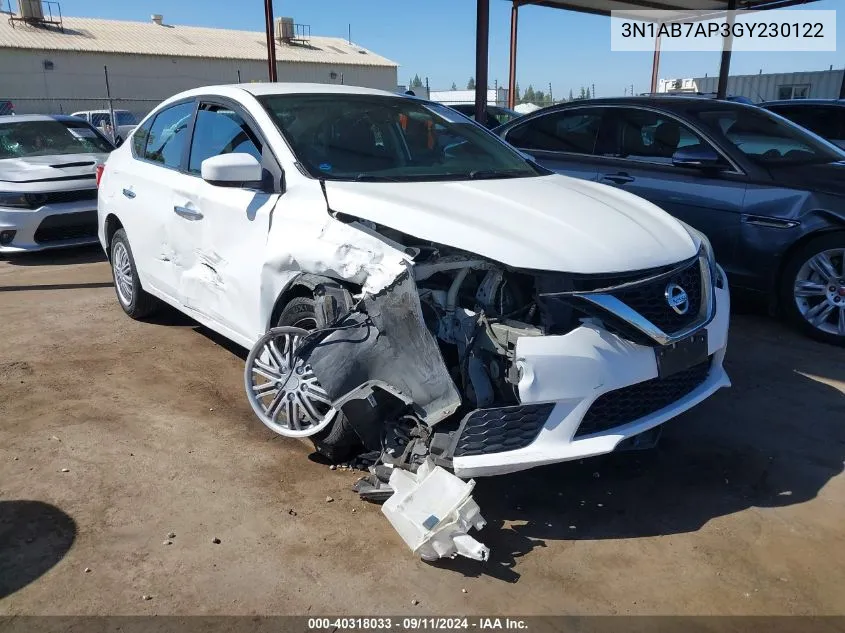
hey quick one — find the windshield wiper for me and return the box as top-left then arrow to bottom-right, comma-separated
353,173 -> 401,182
466,169 -> 528,180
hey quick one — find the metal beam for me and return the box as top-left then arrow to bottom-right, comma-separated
475,0 -> 490,123
649,34 -> 661,94
508,2 -> 519,109
716,0 -> 736,99
263,0 -> 278,82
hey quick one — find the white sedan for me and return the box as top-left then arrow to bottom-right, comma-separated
97,83 -> 731,478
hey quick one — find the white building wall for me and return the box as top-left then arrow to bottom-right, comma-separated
693,69 -> 843,102
429,88 -> 509,106
0,49 -> 398,116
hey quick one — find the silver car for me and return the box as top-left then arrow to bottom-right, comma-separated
0,114 -> 113,253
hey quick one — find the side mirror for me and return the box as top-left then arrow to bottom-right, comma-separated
201,153 -> 263,187
672,146 -> 722,169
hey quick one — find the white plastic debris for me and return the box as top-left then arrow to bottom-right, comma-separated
382,460 -> 489,562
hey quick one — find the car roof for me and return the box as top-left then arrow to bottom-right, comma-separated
523,96 -> 760,115
0,114 -> 91,124
238,82 -> 400,98
762,99 -> 845,107
73,109 -> 133,114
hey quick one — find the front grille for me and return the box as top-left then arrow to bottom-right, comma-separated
611,258 -> 703,334
454,403 -> 554,457
34,211 -> 98,244
41,189 -> 97,206
574,358 -> 711,438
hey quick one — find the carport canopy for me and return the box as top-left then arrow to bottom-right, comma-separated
471,0 -> 826,118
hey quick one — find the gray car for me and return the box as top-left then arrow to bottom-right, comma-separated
0,114 -> 113,253
495,97 -> 845,346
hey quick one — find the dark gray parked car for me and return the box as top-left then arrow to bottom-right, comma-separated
762,99 -> 845,150
495,96 -> 845,345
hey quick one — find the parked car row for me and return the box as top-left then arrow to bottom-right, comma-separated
2,85 -> 842,485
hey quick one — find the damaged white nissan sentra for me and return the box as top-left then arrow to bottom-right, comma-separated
98,83 -> 731,481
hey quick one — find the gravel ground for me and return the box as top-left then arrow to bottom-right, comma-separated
1,245 -> 844,615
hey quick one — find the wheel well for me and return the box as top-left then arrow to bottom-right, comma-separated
773,228 -> 845,308
104,214 -> 123,257
268,274 -> 358,330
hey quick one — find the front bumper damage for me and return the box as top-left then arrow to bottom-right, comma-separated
245,246 -> 731,562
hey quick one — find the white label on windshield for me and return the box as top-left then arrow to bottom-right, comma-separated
67,127 -> 98,139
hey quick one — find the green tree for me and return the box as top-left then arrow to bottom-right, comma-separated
568,89 -> 574,101
467,77 -> 476,90
535,90 -> 546,104
585,86 -> 591,99
411,74 -> 424,88
523,84 -> 536,103
514,82 -> 521,103
451,82 -> 457,90
578,86 -> 586,100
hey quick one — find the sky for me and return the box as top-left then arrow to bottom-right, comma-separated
28,0 -> 845,97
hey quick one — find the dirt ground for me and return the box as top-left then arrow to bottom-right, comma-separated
1,245 -> 844,616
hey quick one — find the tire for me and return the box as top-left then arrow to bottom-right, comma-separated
110,228 -> 159,319
779,232 -> 845,346
276,294 -> 360,460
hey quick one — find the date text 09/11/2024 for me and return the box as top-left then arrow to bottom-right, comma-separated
306,618 -> 529,630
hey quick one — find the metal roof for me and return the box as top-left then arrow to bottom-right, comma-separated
0,16 -> 398,68
514,0 -> 822,19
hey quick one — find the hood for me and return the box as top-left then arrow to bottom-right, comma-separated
0,153 -> 107,184
767,161 -> 845,197
323,174 -> 697,274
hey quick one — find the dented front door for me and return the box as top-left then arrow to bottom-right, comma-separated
181,180 -> 278,340
175,102 -> 280,341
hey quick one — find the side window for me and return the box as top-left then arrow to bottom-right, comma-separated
780,107 -> 841,141
505,109 -> 602,154
131,116 -> 155,158
143,101 -> 195,169
610,109 -> 717,165
188,104 -> 263,174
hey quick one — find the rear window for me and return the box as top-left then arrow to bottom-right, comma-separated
0,119 -> 113,158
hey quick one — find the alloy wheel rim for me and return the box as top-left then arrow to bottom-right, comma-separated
793,248 -> 845,337
244,326 -> 338,438
112,241 -> 134,306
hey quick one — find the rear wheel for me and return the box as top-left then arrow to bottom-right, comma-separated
780,233 -> 845,346
110,228 -> 158,319
276,295 -> 360,460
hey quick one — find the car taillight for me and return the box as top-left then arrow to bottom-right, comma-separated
95,164 -> 105,188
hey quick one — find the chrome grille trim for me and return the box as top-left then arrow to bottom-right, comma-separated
576,249 -> 716,346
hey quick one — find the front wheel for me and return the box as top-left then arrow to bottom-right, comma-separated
274,294 -> 360,460
780,233 -> 845,346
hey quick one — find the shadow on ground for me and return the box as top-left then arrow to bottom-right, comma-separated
2,245 -> 106,267
0,500 -> 77,599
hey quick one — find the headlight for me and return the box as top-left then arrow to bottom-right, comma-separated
0,192 -> 32,209
677,220 -> 720,286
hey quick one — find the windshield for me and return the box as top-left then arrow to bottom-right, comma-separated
0,120 -> 113,158
259,94 -> 541,182
693,107 -> 845,167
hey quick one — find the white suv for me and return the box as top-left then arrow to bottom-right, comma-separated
98,83 -> 731,477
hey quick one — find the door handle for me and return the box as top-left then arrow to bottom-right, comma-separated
122,188 -> 136,199
173,205 -> 203,221
601,173 -> 635,185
